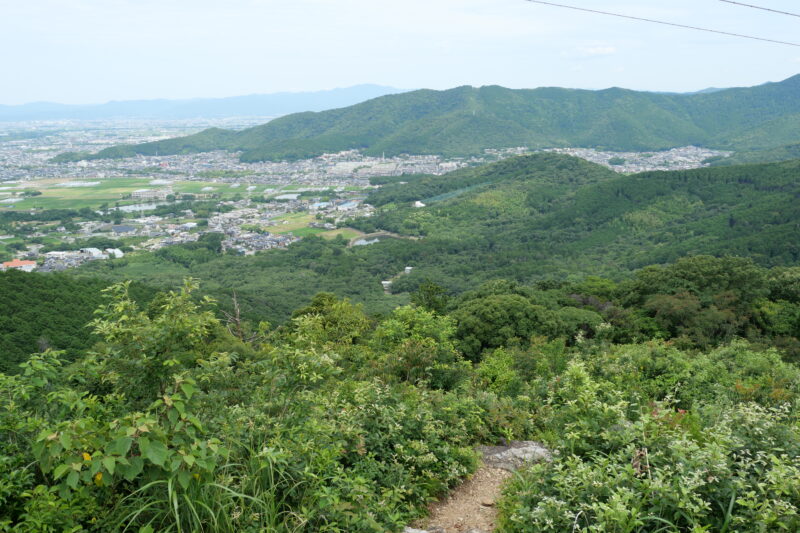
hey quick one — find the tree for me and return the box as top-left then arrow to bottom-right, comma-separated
370,305 -> 467,389
410,280 -> 449,314
452,293 -> 559,362
88,279 -> 221,406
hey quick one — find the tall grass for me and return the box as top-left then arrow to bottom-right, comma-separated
111,446 -> 305,533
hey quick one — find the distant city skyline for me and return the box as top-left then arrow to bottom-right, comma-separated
2,0 -> 799,105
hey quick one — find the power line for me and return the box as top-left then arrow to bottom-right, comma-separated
719,0 -> 800,18
522,0 -> 800,47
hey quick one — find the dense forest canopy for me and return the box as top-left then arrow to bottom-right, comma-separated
0,272 -> 155,373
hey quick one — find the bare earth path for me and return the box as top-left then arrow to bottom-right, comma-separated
406,441 -> 551,533
410,465 -> 512,533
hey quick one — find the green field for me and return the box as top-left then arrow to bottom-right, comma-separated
0,178 -> 257,211
262,212 -> 315,234
260,214 -> 363,239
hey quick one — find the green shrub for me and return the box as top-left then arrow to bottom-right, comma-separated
498,401 -> 800,532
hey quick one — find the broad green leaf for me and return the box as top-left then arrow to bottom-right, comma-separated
53,464 -> 71,480
66,470 -> 79,489
122,457 -> 144,481
143,440 -> 169,467
180,382 -> 197,399
58,433 -> 72,450
103,457 -> 116,475
177,470 -> 191,490
108,437 -> 133,456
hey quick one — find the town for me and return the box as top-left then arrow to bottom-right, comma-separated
0,119 -> 733,272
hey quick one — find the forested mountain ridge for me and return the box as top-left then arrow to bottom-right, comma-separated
709,141 -> 800,166
66,74 -> 800,162
356,154 -> 800,279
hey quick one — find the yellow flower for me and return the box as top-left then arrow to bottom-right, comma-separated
82,452 -> 92,461
94,472 -> 103,485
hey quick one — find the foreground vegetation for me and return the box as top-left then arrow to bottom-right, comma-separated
2,253 -> 800,531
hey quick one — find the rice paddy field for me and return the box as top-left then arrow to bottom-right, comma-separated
0,178 -> 290,211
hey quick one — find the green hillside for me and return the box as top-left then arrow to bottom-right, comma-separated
63,75 -> 800,162
0,271 -> 155,373
352,154 -> 800,288
709,142 -> 800,166
76,154 -> 800,324
5,155 -> 800,532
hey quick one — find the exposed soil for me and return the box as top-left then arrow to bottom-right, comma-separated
411,465 -> 512,533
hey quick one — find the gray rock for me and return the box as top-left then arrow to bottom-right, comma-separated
476,440 -> 551,471
403,528 -> 428,533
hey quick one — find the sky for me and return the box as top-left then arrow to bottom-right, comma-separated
1,0 -> 799,105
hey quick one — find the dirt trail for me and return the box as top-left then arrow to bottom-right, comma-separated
410,465 -> 512,533
407,441 -> 551,533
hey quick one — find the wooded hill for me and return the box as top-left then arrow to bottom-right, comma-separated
709,141 -> 800,166
354,153 -> 800,287
59,74 -> 800,162
0,271 -> 155,373
74,154 -> 800,325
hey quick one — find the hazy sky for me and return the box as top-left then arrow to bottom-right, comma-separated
2,0 -> 799,104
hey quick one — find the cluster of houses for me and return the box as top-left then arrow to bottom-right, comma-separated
39,248 -> 124,272
222,232 -> 298,255
207,207 -> 300,254
1,247 -> 125,273
1,258 -> 37,272
78,217 -> 202,251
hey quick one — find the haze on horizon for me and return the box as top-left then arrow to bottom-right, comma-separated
2,0 -> 799,106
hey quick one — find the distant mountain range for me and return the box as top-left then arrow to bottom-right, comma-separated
0,85 -> 406,122
61,75 -> 800,163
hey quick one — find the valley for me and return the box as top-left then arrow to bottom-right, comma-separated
2,72 -> 800,533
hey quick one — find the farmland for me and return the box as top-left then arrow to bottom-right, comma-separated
0,178 -> 277,211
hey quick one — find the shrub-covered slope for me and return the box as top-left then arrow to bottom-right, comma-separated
3,256 -> 800,531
